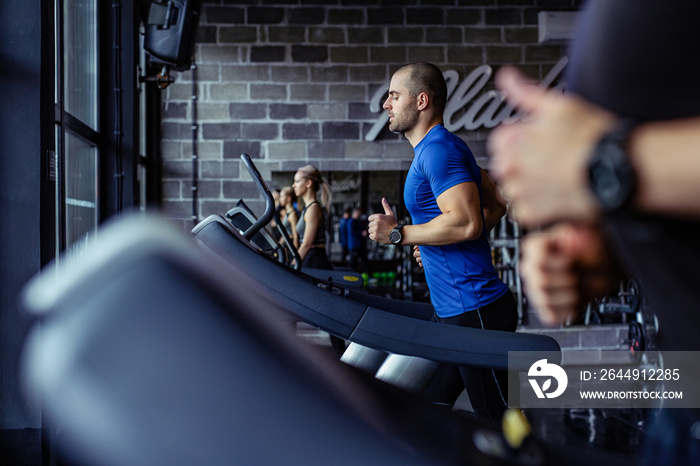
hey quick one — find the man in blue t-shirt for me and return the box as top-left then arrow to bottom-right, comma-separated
368,62 -> 518,419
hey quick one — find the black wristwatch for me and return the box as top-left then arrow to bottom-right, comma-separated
389,224 -> 404,245
587,119 -> 638,213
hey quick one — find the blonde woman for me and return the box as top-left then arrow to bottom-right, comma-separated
278,186 -> 299,249
292,165 -> 332,269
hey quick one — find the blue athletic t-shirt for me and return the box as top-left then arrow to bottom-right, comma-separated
405,124 -> 507,318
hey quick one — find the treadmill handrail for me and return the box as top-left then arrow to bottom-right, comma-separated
349,307 -> 559,371
192,215 -> 562,371
240,153 -> 275,241
273,209 -> 302,270
227,198 -> 302,270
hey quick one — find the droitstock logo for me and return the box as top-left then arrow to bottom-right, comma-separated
528,359 -> 568,399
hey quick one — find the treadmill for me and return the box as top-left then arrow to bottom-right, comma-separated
192,154 -> 561,390
19,214 -> 627,466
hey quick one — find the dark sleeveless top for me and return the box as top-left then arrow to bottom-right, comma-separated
281,208 -> 297,238
296,201 -> 326,247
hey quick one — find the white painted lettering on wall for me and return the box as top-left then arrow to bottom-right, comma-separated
365,57 -> 568,142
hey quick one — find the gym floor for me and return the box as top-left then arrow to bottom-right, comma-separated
526,408 -> 648,464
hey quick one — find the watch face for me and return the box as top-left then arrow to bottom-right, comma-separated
588,120 -> 638,213
592,146 -> 623,202
389,229 -> 401,244
589,143 -> 636,211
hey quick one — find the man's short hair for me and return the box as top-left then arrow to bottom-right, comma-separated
396,62 -> 447,115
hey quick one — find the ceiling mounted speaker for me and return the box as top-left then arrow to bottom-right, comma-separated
144,0 -> 202,71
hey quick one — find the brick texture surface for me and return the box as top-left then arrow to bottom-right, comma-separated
162,0 -> 580,224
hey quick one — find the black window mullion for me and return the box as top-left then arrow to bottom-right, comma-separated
55,0 -> 66,253
63,110 -> 101,144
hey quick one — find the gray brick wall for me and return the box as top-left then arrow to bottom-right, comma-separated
160,0 -> 581,225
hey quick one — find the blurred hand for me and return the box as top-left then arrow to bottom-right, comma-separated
520,222 -> 621,326
489,67 -> 617,228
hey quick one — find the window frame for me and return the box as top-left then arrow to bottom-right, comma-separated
54,0 -> 101,255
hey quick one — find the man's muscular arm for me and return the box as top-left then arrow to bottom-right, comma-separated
368,182 -> 483,245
